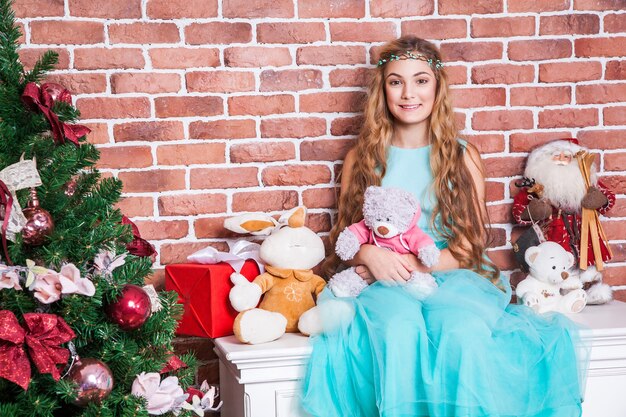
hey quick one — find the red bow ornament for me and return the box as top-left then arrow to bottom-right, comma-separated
0,310 -> 76,390
123,216 -> 157,259
21,82 -> 91,147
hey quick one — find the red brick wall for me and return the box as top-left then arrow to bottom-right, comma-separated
17,0 -> 626,383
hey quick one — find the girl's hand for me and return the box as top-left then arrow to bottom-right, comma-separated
356,245 -> 415,285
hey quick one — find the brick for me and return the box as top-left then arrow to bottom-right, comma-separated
606,60 -> 626,80
578,130 -> 626,149
300,92 -> 367,114
577,83 -> 626,104
606,197 -> 626,217
262,165 -> 331,186
487,203 -> 514,224
110,23 -> 180,44
228,95 -> 294,116
487,249 -> 517,271
605,152 -> 626,172
540,14 -> 600,35
190,119 -> 257,140
158,193 -> 227,216
114,121 -> 184,143
297,46 -> 366,66
196,360 -> 221,384
157,143 -> 226,165
307,213 -> 332,233
134,220 -> 188,240
43,73 -> 107,95
260,69 -> 323,91
301,139 -> 353,162
605,266 -> 626,288
605,219 -> 626,240
97,146 -> 152,169
194,217 -> 240,239
147,0 -> 218,18
19,48 -> 68,72
487,227 -> 507,248
575,37 -> 626,57
401,19 -> 466,40
538,61 -> 602,82
331,116 -> 363,136
69,0 -> 141,17
508,39 -> 572,61
440,0 -> 503,14
186,71 -> 254,93
472,110 -> 533,131
330,22 -> 397,42
224,47 -> 291,68
471,17 -> 535,38
155,96 -> 223,118
258,22 -> 325,44
190,167 -> 259,189
330,68 -> 372,88
232,190 -> 298,212
605,14 -> 626,33
74,48 -> 144,70
440,42 -> 503,62
13,0 -> 63,17
451,87 -> 506,108
223,0 -> 293,17
509,131 -> 573,152
119,169 -> 186,193
261,118 -> 326,138
185,23 -> 252,45
604,106 -> 626,125
230,142 -> 295,163
370,0 -> 433,17
485,181 -> 505,202
444,65 -> 468,85
145,269 -> 165,289
602,175 -> 626,193
507,0 -> 569,12
299,0 -> 365,17
484,156 -> 526,178
161,242 -> 228,265
471,64 -> 534,85
464,134 -> 505,153
116,197 -> 153,217
30,21 -> 103,45
83,123 -> 110,145
76,97 -> 150,119
574,0 -> 625,10
538,108 -> 598,128
510,86 -> 571,106
111,73 -> 181,94
303,188 -> 337,209
150,48 -> 220,69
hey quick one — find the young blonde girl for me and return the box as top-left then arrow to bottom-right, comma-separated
301,36 -> 586,417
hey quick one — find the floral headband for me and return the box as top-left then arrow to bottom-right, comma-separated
377,51 -> 444,70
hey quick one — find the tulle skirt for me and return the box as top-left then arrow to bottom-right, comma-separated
301,269 -> 589,417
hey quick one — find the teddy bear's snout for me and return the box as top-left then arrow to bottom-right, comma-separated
561,271 -> 568,279
377,226 -> 389,236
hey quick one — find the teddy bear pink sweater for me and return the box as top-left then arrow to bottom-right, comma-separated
346,211 -> 436,255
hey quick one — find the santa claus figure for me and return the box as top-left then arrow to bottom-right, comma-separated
513,139 -> 615,305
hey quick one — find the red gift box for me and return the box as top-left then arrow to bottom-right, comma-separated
165,260 -> 260,338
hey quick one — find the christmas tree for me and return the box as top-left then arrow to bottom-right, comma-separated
0,0 -> 203,415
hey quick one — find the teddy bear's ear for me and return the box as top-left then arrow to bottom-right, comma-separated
524,246 -> 541,266
279,206 -> 307,228
224,213 -> 278,236
566,251 -> 575,269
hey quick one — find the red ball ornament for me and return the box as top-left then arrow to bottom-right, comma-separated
22,188 -> 54,246
105,284 -> 151,331
68,357 -> 114,406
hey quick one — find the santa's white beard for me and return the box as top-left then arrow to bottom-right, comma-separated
524,158 -> 596,214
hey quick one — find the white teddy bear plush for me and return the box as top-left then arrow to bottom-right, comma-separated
516,241 -> 587,314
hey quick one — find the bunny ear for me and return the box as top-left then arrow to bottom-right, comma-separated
278,206 -> 307,228
224,213 -> 278,236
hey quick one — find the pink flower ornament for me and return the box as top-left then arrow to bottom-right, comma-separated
132,372 -> 187,415
29,271 -> 62,304
0,268 -> 22,290
58,263 -> 95,296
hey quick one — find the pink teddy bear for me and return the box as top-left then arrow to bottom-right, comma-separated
328,186 -> 440,300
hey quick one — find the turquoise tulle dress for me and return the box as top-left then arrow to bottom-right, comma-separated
301,144 -> 589,417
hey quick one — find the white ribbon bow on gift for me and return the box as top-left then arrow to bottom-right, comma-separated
187,240 -> 264,273
0,157 -> 42,241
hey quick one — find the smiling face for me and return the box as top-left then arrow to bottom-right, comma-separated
383,58 -> 437,128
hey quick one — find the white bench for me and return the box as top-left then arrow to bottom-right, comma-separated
215,301 -> 626,417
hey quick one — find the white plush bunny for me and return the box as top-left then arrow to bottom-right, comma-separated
225,207 -> 328,344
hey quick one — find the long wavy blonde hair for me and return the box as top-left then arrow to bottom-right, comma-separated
323,36 -> 500,286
